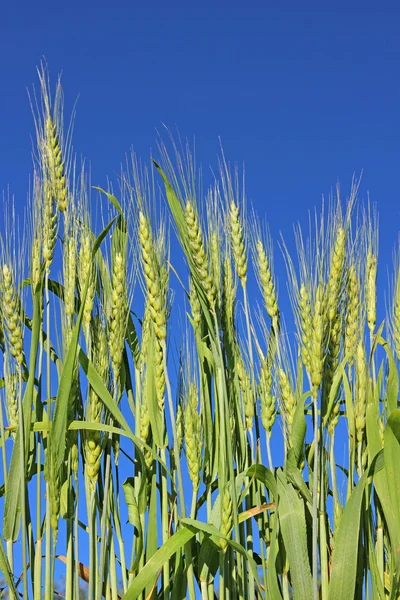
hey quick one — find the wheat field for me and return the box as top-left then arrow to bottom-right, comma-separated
0,69 -> 400,600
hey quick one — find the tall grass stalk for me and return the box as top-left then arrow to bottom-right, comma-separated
1,71 -> 400,600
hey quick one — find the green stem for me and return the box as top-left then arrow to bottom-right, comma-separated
0,398 -> 14,600
97,438 -> 112,600
357,441 -> 363,478
74,477 -> 80,600
282,568 -> 290,600
190,488 -> 197,519
162,342 -> 196,600
87,484 -> 96,600
34,330 -> 44,600
266,434 -> 273,472
17,368 -> 28,600
201,580 -> 209,600
329,430 -> 338,507
109,531 -> 118,600
376,505 -> 384,589
113,468 -> 128,595
319,502 -> 329,599
44,271 -> 52,600
44,482 -> 51,600
220,551 -> 226,600
160,446 -> 169,600
65,514 -> 74,600
312,392 -> 319,600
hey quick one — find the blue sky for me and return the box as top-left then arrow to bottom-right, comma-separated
1,2 -> 400,594
1,3 -> 400,255
2,1 -> 400,375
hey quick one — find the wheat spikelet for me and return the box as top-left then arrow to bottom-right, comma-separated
49,468 -> 61,536
219,485 -> 233,552
139,299 -> 152,369
85,317 -> 108,487
64,237 -> 76,318
139,211 -> 167,342
4,355 -> 18,434
222,253 -> 235,336
44,451 -> 61,537
326,227 -> 346,323
256,238 -> 278,321
140,399 -> 150,445
109,251 -> 127,382
236,352 -> 253,431
176,400 -> 184,455
366,251 -> 377,334
345,265 -> 360,360
189,277 -> 201,333
299,283 -> 312,373
68,373 -> 80,478
230,201 -> 247,284
210,231 -> 222,307
78,231 -> 96,333
328,401 -> 340,435
311,283 -> 325,397
42,179 -> 58,270
44,115 -> 68,213
184,201 -> 215,306
140,399 -> 154,472
154,340 -> 166,410
184,382 -> 201,490
259,354 -> 276,436
279,368 -> 296,445
324,313 -> 342,396
355,341 -> 367,444
31,235 -> 42,296
1,264 -> 24,366
393,264 -> 400,360
139,212 -> 168,409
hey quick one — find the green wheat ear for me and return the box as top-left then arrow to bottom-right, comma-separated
3,69 -> 400,600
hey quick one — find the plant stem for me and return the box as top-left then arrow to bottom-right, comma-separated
162,342 -> 196,600
160,446 -> 169,600
44,270 -> 52,600
312,392 -> 319,600
266,434 -> 273,472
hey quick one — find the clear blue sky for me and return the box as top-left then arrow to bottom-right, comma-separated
1,3 -> 400,591
1,3 -> 400,293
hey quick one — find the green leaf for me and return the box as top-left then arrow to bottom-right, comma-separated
145,327 -> 164,448
276,470 -> 312,600
180,518 -> 262,594
328,453 -> 384,600
247,464 -> 277,500
0,540 -> 18,597
60,479 -> 75,519
322,359 -> 346,426
384,410 -> 400,525
198,537 -> 220,585
3,264 -> 44,541
266,512 -> 283,600
122,526 -> 197,599
145,473 -> 158,596
93,187 -> 123,215
122,478 -> 143,572
49,217 -> 116,484
154,161 -> 217,341
379,336 -> 399,414
126,312 -> 141,368
285,461 -> 312,507
288,391 -> 308,467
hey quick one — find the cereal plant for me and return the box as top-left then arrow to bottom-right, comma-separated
1,68 -> 400,600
